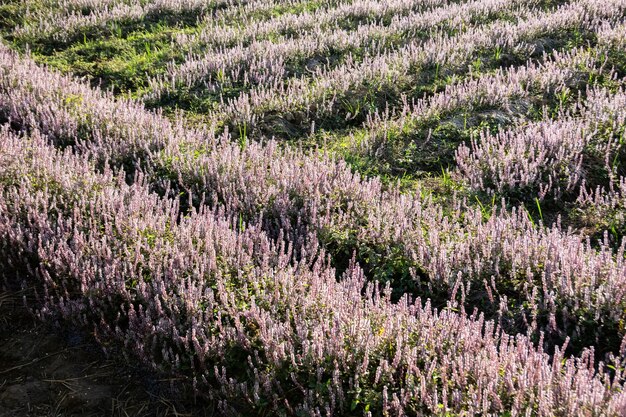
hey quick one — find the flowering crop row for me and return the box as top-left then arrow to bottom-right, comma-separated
1,127 -> 625,416
174,0 -> 451,50
14,0 -> 238,42
150,0 -> 539,98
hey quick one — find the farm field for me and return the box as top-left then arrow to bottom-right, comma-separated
2,0 -> 626,415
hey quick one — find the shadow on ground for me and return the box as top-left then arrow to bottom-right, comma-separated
0,291 -> 216,417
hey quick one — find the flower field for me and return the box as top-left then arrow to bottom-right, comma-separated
1,0 -> 626,415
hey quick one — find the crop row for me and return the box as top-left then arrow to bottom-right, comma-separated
175,0 -> 452,51
1,126 -> 626,416
149,0 -> 539,100
455,87 -> 626,199
14,0 -> 224,43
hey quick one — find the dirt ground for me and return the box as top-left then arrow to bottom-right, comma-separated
0,291 -> 216,417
